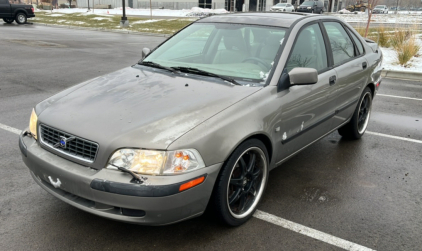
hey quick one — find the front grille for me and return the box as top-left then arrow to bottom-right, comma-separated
40,124 -> 99,163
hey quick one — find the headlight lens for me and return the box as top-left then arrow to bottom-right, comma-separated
106,149 -> 205,175
29,108 -> 38,139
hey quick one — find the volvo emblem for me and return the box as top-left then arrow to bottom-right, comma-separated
54,136 -> 76,149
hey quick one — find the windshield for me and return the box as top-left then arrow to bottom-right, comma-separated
144,23 -> 286,84
301,1 -> 315,6
276,3 -> 287,6
374,5 -> 384,8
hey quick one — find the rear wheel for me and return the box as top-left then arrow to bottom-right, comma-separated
3,18 -> 14,24
212,139 -> 269,226
338,87 -> 372,139
319,10 -> 323,14
15,13 -> 27,24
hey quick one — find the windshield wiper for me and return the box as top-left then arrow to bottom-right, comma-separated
172,67 -> 241,85
111,164 -> 147,184
138,61 -> 178,74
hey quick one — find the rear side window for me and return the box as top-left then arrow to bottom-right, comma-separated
286,23 -> 328,72
323,22 -> 355,65
348,28 -> 364,55
0,0 -> 9,4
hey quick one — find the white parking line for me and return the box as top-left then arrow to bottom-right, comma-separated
0,123 -> 21,135
254,210 -> 376,251
377,94 -> 422,101
366,131 -> 422,144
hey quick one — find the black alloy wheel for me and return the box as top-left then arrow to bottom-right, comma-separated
212,139 -> 269,226
338,87 -> 372,139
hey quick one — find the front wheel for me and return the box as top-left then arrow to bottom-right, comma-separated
212,139 -> 269,226
3,18 -> 14,24
338,87 -> 372,139
15,13 -> 27,24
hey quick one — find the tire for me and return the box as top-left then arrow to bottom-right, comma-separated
211,138 -> 269,226
3,18 -> 14,24
319,10 -> 323,14
338,87 -> 372,139
15,13 -> 27,24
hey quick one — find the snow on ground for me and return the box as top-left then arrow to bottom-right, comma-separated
39,7 -> 228,17
333,12 -> 422,25
131,19 -> 163,24
381,35 -> 422,72
91,17 -> 112,21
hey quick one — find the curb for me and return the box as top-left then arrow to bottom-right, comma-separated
382,70 -> 422,81
32,22 -> 172,37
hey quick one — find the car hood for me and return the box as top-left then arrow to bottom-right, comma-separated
36,66 -> 261,154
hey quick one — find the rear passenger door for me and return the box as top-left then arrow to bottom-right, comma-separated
276,22 -> 337,162
322,22 -> 369,128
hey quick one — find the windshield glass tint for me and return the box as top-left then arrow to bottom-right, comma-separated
276,3 -> 287,6
375,6 -> 383,8
301,1 -> 315,6
144,23 -> 286,83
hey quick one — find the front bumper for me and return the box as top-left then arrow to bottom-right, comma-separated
20,131 -> 222,225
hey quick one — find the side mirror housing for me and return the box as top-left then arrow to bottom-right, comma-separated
288,67 -> 318,86
141,47 -> 151,59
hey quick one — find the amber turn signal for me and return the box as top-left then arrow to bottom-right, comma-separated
179,176 -> 205,192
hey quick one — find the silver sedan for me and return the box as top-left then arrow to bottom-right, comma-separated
20,13 -> 382,226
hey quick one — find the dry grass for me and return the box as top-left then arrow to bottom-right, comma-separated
30,12 -> 194,34
390,25 -> 420,65
396,35 -> 420,65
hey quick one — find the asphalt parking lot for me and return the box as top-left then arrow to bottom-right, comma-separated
1,24 -> 421,251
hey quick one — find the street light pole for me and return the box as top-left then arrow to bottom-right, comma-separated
120,0 -> 129,27
395,0 -> 399,13
87,0 -> 90,11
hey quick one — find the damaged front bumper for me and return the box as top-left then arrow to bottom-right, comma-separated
19,130 -> 222,225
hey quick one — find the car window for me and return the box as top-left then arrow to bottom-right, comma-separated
0,0 -> 9,4
348,28 -> 364,55
323,22 -> 355,65
285,23 -> 328,72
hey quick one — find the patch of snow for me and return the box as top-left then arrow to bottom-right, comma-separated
91,17 -> 112,21
131,19 -> 162,24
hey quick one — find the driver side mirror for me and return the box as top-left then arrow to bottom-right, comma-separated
289,67 -> 318,86
277,67 -> 318,92
141,47 -> 151,59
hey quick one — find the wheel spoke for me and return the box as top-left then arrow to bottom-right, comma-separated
239,157 -> 247,176
251,167 -> 261,181
238,192 -> 247,212
230,177 -> 243,187
229,188 -> 242,205
246,153 -> 256,174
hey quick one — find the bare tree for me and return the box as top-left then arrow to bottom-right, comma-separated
364,0 -> 380,37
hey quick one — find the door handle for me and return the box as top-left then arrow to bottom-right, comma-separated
362,62 -> 367,69
329,75 -> 336,86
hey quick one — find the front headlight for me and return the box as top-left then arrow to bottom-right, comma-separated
307,7 -> 312,9
106,149 -> 205,175
29,108 -> 38,139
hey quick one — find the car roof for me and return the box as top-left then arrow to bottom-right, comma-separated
196,13 -> 313,28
